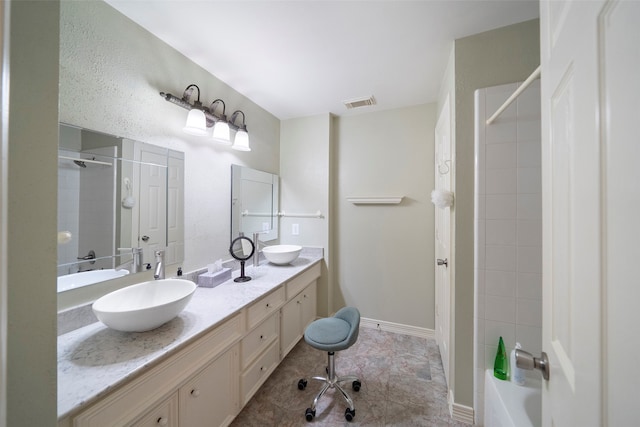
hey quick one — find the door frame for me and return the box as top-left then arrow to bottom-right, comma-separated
434,94 -> 455,409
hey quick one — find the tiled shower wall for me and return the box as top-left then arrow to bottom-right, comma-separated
473,80 -> 541,424
58,151 -> 81,275
57,147 -> 116,276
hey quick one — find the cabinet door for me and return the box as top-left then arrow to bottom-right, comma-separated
280,281 -> 318,359
300,281 -> 317,330
132,392 -> 178,427
179,345 -> 239,427
280,296 -> 302,359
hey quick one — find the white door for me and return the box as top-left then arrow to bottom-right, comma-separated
434,95 -> 452,389
540,1 -> 640,425
139,149 -> 167,261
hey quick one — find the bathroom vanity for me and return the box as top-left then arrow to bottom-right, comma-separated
57,249 -> 322,426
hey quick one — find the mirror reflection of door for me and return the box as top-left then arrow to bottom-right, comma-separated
137,144 -> 167,265
167,153 -> 184,265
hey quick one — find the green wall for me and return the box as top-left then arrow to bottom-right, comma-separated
453,19 -> 540,407
5,1 -> 60,425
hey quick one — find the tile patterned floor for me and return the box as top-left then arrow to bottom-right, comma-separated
230,327 -> 473,426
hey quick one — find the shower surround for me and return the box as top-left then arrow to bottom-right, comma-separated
473,80 -> 542,425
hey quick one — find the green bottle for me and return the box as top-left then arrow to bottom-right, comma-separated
493,336 -> 508,380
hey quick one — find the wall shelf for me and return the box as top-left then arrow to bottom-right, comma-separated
346,197 -> 403,205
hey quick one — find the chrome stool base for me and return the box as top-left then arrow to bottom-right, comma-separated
299,351 -> 361,422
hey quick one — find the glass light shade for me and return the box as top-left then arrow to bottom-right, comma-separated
211,121 -> 231,145
231,130 -> 251,151
182,109 -> 208,136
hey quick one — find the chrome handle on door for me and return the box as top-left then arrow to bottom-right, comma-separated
437,258 -> 448,267
141,235 -> 150,242
515,349 -> 550,380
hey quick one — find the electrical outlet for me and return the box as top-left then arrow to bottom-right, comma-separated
292,223 -> 299,235
262,222 -> 270,231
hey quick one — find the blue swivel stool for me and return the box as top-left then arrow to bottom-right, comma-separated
298,307 -> 362,422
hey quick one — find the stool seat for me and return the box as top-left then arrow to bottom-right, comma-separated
298,307 -> 361,422
304,318 -> 350,350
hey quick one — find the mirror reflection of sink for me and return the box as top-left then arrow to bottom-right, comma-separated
92,279 -> 196,332
262,245 -> 302,265
57,269 -> 130,292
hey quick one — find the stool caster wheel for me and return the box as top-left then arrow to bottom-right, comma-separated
305,407 -> 315,422
352,380 -> 361,392
298,379 -> 307,390
345,408 -> 356,422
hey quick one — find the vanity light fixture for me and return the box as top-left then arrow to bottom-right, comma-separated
160,86 -> 251,149
230,110 -> 250,151
180,85 -> 208,136
209,99 -> 231,145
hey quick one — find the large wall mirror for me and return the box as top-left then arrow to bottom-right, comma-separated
57,124 -> 184,292
231,165 -> 279,244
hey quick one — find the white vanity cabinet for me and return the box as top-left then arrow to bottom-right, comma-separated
280,264 -> 320,359
68,313 -> 243,427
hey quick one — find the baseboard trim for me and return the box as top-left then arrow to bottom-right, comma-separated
360,317 -> 435,339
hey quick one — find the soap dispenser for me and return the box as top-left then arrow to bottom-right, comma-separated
493,336 -> 508,380
510,342 -> 526,385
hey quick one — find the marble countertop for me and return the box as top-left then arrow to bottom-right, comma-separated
58,249 -> 323,420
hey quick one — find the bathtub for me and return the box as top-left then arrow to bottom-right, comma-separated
484,369 -> 541,427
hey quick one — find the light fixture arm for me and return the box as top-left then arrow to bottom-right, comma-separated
230,110 -> 247,132
209,99 -> 226,117
207,99 -> 228,127
183,84 -> 202,108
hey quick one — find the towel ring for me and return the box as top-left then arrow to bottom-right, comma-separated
438,160 -> 451,175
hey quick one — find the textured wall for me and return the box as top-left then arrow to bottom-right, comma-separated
59,1 -> 280,301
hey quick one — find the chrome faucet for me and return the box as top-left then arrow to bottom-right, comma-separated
117,247 -> 143,273
153,250 -> 165,280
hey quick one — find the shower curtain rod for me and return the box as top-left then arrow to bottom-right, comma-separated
486,65 -> 541,125
59,155 -> 113,166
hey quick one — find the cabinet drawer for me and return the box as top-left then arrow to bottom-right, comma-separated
241,313 -> 279,369
132,392 -> 178,427
286,263 -> 321,299
246,287 -> 285,330
241,340 -> 279,405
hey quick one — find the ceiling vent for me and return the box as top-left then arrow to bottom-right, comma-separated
343,95 -> 376,110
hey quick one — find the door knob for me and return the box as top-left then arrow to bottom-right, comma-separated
437,258 -> 448,267
515,349 -> 550,380
141,235 -> 150,242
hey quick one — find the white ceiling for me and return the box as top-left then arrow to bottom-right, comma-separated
106,0 -> 539,120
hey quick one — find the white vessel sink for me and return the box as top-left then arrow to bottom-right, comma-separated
92,279 -> 197,332
57,269 -> 129,292
262,245 -> 302,265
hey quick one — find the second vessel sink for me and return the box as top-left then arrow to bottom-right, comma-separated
92,279 -> 197,332
57,269 -> 129,292
262,245 -> 302,265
